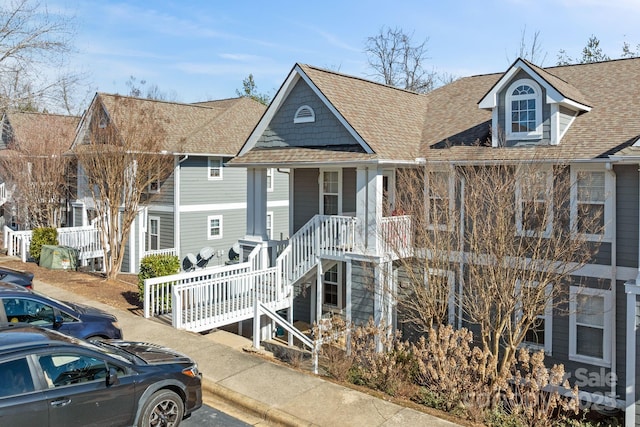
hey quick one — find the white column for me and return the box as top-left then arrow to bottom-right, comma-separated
625,283 -> 638,427
245,168 -> 268,240
355,167 -> 383,255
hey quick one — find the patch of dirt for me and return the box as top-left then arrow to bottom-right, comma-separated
0,255 -> 142,313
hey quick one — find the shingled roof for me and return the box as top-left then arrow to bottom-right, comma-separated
1,111 -> 79,156
234,57 -> 640,166
89,94 -> 265,155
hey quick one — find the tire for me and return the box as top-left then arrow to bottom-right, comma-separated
138,390 -> 184,427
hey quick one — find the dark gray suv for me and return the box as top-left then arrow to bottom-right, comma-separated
0,323 -> 202,426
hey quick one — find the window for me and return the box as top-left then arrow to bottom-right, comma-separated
294,105 -> 315,123
266,211 -> 273,239
207,215 -> 222,240
516,168 -> 553,237
570,166 -> 610,241
0,358 -> 35,397
425,269 -> 455,326
148,169 -> 160,193
569,287 -> 612,366
2,297 -> 62,326
148,216 -> 160,250
37,353 -> 124,388
208,157 -> 223,180
323,264 -> 340,308
515,281 -> 553,354
426,171 -> 453,229
506,79 -> 542,139
267,168 -> 274,192
320,170 -> 340,215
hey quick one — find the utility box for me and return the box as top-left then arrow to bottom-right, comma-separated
39,245 -> 78,271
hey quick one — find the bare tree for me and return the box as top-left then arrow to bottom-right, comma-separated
73,95 -> 175,279
387,161 -> 602,386
0,112 -> 77,228
365,26 -> 435,93
0,0 -> 80,112
509,27 -> 547,65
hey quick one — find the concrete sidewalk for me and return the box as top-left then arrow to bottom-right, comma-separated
34,279 -> 459,427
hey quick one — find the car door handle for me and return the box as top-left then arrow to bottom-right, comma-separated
50,398 -> 71,407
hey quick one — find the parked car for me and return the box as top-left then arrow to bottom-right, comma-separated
0,323 -> 202,427
0,282 -> 121,340
0,266 -> 34,289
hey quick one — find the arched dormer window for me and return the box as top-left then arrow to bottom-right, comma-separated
506,79 -> 542,140
294,105 -> 315,123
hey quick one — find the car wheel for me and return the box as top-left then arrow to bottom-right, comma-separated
138,390 -> 184,427
85,335 -> 107,342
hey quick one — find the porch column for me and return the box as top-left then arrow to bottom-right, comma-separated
625,282 -> 638,427
245,167 -> 268,241
356,167 -> 383,255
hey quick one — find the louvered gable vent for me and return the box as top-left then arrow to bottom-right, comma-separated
294,105 -> 315,123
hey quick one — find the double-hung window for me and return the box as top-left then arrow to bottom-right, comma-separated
148,216 -> 159,250
425,268 -> 455,326
320,170 -> 340,215
515,280 -> 553,354
207,215 -> 223,240
569,287 -> 612,366
516,167 -> 553,237
505,79 -> 542,140
323,264 -> 341,308
426,170 -> 453,230
208,157 -> 223,180
570,166 -> 610,241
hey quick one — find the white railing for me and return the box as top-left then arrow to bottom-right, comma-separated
172,265 -> 290,332
0,182 -> 6,206
142,248 -> 177,258
379,215 -> 413,259
3,226 -> 32,261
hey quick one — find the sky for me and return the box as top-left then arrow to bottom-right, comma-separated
51,0 -> 640,107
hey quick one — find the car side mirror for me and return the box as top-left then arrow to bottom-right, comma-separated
106,367 -> 120,386
53,315 -> 64,329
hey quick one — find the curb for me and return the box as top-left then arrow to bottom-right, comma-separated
202,379 -> 314,427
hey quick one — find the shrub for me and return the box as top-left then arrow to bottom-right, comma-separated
137,254 -> 180,302
30,227 -> 58,262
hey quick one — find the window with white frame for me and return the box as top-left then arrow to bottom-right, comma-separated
570,166 -> 610,241
266,211 -> 273,239
207,215 -> 223,240
267,168 -> 274,192
516,167 -> 553,237
506,79 -> 542,140
515,280 -> 553,354
426,171 -> 453,229
323,264 -> 341,308
321,170 -> 340,215
569,286 -> 612,366
208,157 -> 223,180
148,216 -> 160,250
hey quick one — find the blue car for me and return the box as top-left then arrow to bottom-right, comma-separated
0,266 -> 34,289
0,282 -> 121,340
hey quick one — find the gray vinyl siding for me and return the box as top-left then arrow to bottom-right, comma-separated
268,168 -> 290,202
179,156 -> 247,206
343,168 -> 356,215
179,208 -> 246,267
559,106 -> 576,136
351,261 -> 375,326
615,164 -> 639,268
255,79 -> 362,150
146,210 -> 174,251
614,280 -> 627,401
150,167 -> 175,206
268,206 -> 289,241
293,169 -> 319,233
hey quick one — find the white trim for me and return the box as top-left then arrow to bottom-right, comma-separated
570,164 -> 613,242
515,165 -> 554,238
569,286 -> 612,367
179,199 -> 289,213
207,214 -> 223,240
267,168 -> 274,192
624,282 -> 639,426
322,263 -> 343,310
266,211 -> 273,239
293,105 -> 315,123
207,157 -> 223,180
148,216 -> 160,251
505,78 -> 543,140
426,168 -> 455,231
320,169 -> 342,215
550,104 -> 560,146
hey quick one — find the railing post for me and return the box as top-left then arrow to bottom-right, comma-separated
20,238 -> 27,262
172,285 -> 182,329
253,299 -> 260,350
144,278 -> 151,318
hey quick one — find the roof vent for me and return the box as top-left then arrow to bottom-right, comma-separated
294,105 -> 315,123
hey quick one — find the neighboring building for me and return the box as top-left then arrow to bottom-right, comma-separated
0,111 -> 80,230
71,93 -> 289,273
228,58 -> 640,424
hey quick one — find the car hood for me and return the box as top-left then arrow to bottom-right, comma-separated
66,302 -> 118,322
105,341 -> 195,365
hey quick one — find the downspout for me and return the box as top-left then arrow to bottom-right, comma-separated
608,163 -> 617,402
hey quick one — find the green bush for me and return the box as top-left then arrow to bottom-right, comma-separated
137,254 -> 180,302
30,227 -> 58,262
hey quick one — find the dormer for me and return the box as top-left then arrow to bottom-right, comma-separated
478,58 -> 591,147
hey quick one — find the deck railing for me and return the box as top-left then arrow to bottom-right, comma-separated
142,248 -> 177,258
379,215 -> 413,259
